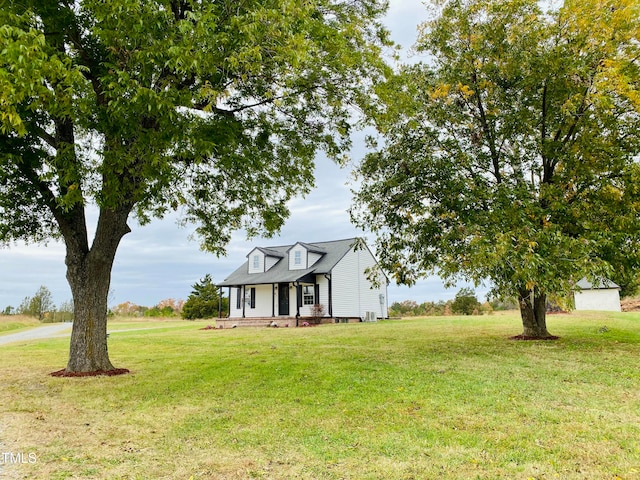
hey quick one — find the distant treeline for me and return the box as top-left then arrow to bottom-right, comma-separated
2,285 -> 73,322
389,288 -> 519,317
110,275 -> 228,320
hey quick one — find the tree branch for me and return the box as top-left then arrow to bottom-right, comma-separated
30,124 -> 58,150
470,71 -> 501,184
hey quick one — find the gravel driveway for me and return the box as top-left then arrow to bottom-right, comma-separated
0,323 -> 72,346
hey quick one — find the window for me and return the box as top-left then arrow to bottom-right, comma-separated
294,250 -> 302,265
303,285 -> 314,305
252,255 -> 260,270
236,288 -> 241,309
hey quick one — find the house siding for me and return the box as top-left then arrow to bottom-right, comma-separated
308,252 -> 323,267
265,256 -> 280,271
316,275 -> 330,315
331,247 -> 388,319
229,285 -> 275,318
229,287 -> 242,317
295,275 -> 329,317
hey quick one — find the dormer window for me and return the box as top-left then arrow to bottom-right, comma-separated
248,247 -> 284,274
294,251 -> 302,266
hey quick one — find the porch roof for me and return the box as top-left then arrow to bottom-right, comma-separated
217,238 -> 357,287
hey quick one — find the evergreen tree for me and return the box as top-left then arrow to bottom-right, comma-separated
182,275 -> 227,320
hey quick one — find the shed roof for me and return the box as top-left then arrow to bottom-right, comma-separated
576,277 -> 620,290
218,238 -> 359,287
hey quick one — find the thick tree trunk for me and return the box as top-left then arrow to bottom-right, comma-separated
63,208 -> 131,373
66,258 -> 115,372
517,287 -> 554,339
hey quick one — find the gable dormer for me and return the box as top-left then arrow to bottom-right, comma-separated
287,242 -> 326,270
247,247 -> 284,274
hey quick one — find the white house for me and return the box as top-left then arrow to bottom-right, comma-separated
574,278 -> 621,312
217,238 -> 388,326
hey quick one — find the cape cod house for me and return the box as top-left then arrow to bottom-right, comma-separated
217,238 -> 388,326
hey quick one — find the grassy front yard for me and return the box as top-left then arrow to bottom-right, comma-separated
1,313 -> 639,479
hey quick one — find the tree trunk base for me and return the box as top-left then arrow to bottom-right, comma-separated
50,368 -> 130,377
509,334 -> 559,341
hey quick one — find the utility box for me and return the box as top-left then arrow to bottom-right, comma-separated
364,311 -> 377,322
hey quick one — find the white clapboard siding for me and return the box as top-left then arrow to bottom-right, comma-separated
331,246 -> 387,319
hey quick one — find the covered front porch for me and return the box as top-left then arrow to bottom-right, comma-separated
223,275 -> 333,320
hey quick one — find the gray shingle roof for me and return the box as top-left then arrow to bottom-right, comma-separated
218,238 -> 359,287
247,247 -> 285,259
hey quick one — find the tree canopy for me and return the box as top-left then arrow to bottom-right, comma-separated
451,288 -> 481,316
182,274 -> 227,320
0,0 -> 390,373
352,0 -> 640,337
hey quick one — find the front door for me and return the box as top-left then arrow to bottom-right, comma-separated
278,283 -> 289,315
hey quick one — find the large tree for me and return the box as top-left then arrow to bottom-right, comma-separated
0,0 -> 390,373
352,0 -> 640,338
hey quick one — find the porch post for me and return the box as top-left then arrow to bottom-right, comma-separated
295,281 -> 301,326
324,274 -> 333,317
242,285 -> 246,318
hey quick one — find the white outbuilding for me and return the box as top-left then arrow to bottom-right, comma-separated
573,278 -> 621,312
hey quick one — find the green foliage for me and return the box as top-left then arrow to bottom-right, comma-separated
353,0 -> 640,307
17,285 -> 54,321
0,0 -> 390,369
182,274 -> 227,320
144,305 -> 176,318
52,299 -> 74,322
0,0 -> 391,252
488,296 -> 519,311
389,299 -> 451,317
450,288 -> 481,316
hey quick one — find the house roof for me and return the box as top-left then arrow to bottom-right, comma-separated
576,277 -> 620,290
247,247 -> 285,259
287,241 -> 327,254
218,238 -> 360,287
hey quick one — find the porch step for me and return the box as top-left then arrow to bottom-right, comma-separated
214,316 -> 360,328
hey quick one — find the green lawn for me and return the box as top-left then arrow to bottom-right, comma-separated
1,313 -> 639,479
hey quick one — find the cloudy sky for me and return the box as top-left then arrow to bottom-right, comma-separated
0,1 -> 487,311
